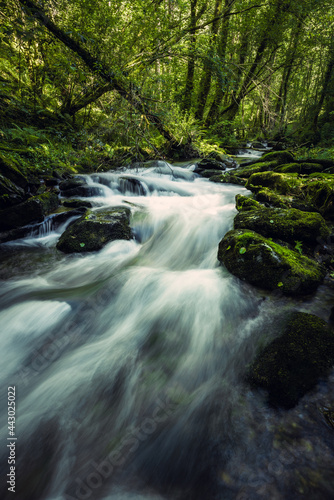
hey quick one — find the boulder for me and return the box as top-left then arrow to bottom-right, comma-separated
56,206 -> 132,253
218,229 -> 326,295
234,207 -> 330,245
274,163 -> 323,174
0,152 -> 29,189
235,194 -> 263,212
258,150 -> 294,164
199,169 -> 225,178
0,192 -> 59,231
194,158 -> 226,172
0,173 -> 26,209
59,178 -> 86,192
62,199 -> 93,209
246,171 -> 302,195
247,312 -> 334,408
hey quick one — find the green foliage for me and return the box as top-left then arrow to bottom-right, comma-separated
294,240 -> 303,255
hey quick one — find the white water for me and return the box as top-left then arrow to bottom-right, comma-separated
0,162 -> 333,500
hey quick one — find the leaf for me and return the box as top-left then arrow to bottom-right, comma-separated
270,220 -> 274,223
226,245 -> 231,250
277,282 -> 283,287
80,242 -> 85,247
239,247 -> 246,254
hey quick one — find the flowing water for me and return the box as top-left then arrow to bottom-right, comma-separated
0,161 -> 334,500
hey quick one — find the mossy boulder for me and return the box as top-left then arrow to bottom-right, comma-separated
198,169 -> 225,178
218,229 -> 325,295
247,312 -> 334,408
274,162 -> 323,174
233,160 -> 279,178
246,171 -> 302,195
258,150 -> 294,165
209,172 -> 246,186
255,188 -> 289,208
234,207 -> 330,245
62,199 -> 93,209
235,194 -> 263,211
56,207 -> 132,253
305,178 -> 334,219
0,192 -> 59,231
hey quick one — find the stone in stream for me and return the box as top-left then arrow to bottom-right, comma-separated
194,157 -> 226,173
0,192 -> 59,231
247,312 -> 334,408
218,229 -> 326,295
234,206 -> 330,246
62,199 -> 93,209
119,176 -> 147,195
56,207 -> 132,253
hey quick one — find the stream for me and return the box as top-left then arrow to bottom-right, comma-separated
0,160 -> 334,500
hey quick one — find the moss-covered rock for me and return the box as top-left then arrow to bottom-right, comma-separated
56,207 -> 132,253
234,207 -> 330,245
274,162 -> 323,174
255,188 -> 289,208
209,172 -> 246,186
195,157 -> 226,172
218,229 -> 325,295
235,194 -> 263,211
246,171 -> 303,195
233,160 -> 279,178
247,312 -> 334,408
0,192 -> 59,231
198,169 -> 224,178
258,150 -> 294,164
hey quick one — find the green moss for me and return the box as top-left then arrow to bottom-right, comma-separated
234,206 -> 330,245
218,229 -> 325,295
255,188 -> 289,208
274,162 -> 323,174
259,150 -> 294,164
235,194 -> 263,211
246,171 -> 303,195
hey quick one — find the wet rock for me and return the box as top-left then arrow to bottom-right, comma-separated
259,150 -> 295,164
0,152 -> 29,189
59,177 -> 86,192
0,174 -> 26,209
247,312 -> 334,408
234,207 -> 330,245
209,172 -> 246,186
56,206 -> 132,253
62,199 -> 93,209
195,158 -> 226,172
0,192 -> 59,231
218,229 -> 326,295
246,171 -> 302,195
199,169 -> 225,178
119,176 -> 147,195
235,194 -> 263,212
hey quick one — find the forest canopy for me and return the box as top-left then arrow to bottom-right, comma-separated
1,0 -> 334,158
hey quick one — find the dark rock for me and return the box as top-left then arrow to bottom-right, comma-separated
52,169 -> 63,180
59,178 -> 86,192
234,207 -> 330,245
247,312 -> 334,408
199,169 -> 225,178
63,186 -> 103,197
62,199 -> 93,209
0,174 -> 26,209
0,192 -> 59,231
56,206 -> 132,253
195,158 -> 226,172
252,141 -> 266,149
43,177 -> 59,187
119,176 -> 147,195
209,172 -> 246,185
218,229 -> 326,295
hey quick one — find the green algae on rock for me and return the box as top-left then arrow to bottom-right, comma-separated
247,312 -> 334,408
217,229 -> 326,295
234,206 -> 330,245
56,207 -> 132,253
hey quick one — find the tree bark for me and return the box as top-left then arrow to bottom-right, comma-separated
18,0 -> 177,144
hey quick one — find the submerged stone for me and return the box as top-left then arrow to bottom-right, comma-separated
218,229 -> 325,295
56,206 -> 132,253
234,206 -> 330,245
247,312 -> 334,408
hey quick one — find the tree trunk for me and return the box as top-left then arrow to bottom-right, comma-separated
182,0 -> 198,112
18,0 -> 177,144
